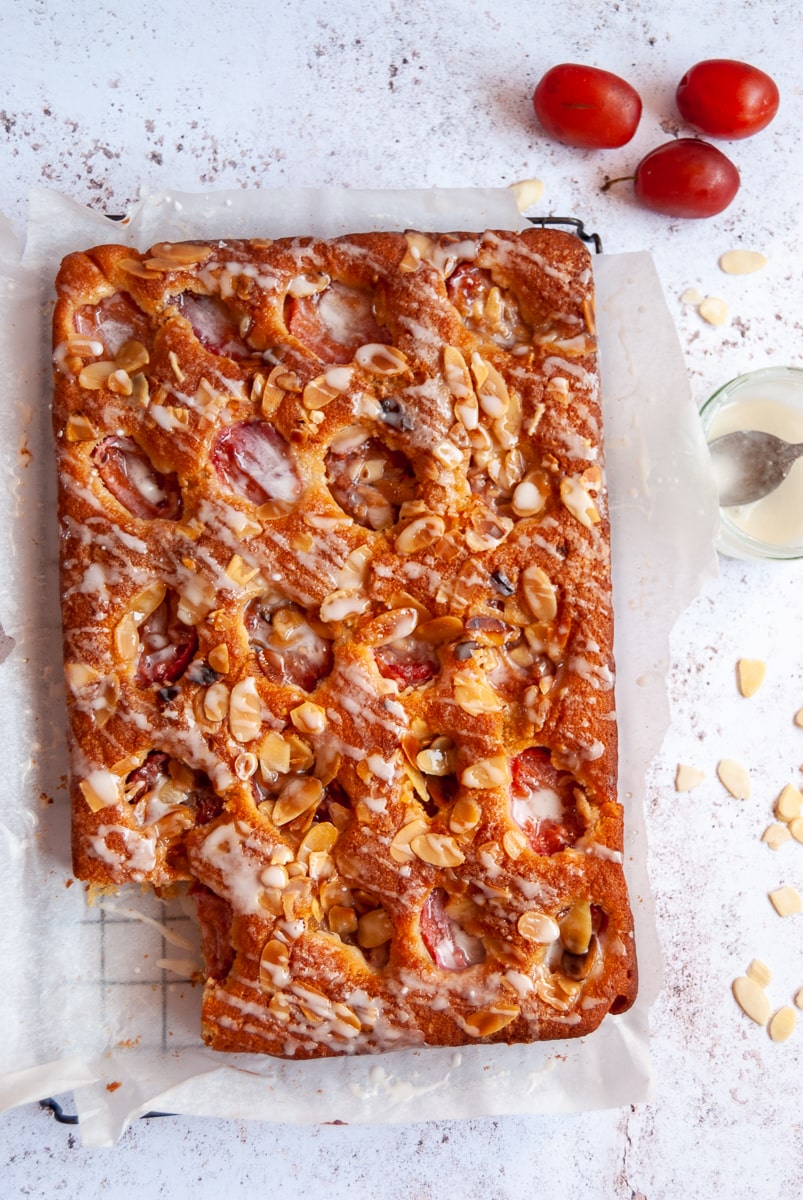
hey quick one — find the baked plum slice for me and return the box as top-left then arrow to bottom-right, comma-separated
93,436 -> 181,520
286,280 -> 390,364
509,748 -> 584,854
211,421 -> 301,507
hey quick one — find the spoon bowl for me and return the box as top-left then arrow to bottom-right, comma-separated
707,429 -> 803,507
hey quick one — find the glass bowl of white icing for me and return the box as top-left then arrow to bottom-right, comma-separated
700,365 -> 803,560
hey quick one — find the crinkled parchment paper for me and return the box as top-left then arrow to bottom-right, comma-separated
0,188 -> 718,1145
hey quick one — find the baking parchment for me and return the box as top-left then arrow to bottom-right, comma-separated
0,187 -> 718,1145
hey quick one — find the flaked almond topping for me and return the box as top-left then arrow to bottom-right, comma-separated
762,822 -> 792,849
399,232 -> 432,272
517,911 -> 560,943
464,1005 -> 519,1037
717,758 -> 751,800
471,354 -> 510,418
448,796 -> 481,835
395,515 -> 445,556
737,657 -> 766,697
675,764 -> 706,793
298,820 -> 339,863
79,770 -> 121,812
416,743 -> 456,778
258,730 -> 292,776
113,612 -> 139,661
65,336 -> 104,358
335,544 -> 372,590
234,751 -> 258,780
746,958 -> 772,988
303,370 -> 351,410
443,345 -> 473,400
355,343 -> 408,376
560,473 -> 601,528
64,413 -> 98,441
78,360 -> 116,391
410,832 -> 466,868
328,905 -> 359,935
203,680 -> 230,723
272,776 -> 324,826
794,708 -> 803,729
287,271 -> 330,298
167,349 -> 185,383
357,908 -> 394,949
559,901 -> 592,956
289,700 -> 326,734
229,677 -> 262,742
119,257 -> 152,280
208,643 -> 230,674
319,588 -> 370,624
775,783 -> 803,822
149,241 -> 213,268
769,886 -> 802,917
502,828 -> 528,860
433,440 -> 464,470
225,554 -> 260,587
453,673 -> 504,716
388,818 -> 430,864
511,479 -> 546,518
732,975 -> 771,1025
461,755 -> 511,789
65,661 -> 101,690
107,368 -> 133,396
789,817 -> 803,844
360,606 -> 419,647
521,564 -> 558,622
130,374 -> 150,407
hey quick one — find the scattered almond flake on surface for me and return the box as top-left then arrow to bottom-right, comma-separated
788,817 -> 803,844
510,178 -> 545,211
680,287 -> 703,305
795,708 -> 803,728
794,988 -> 803,1010
775,782 -> 803,823
762,822 -> 793,850
717,758 -> 751,799
746,958 -> 772,988
675,763 -> 705,792
719,249 -> 768,275
698,296 -> 729,326
768,1006 -> 796,1042
769,886 -> 802,917
732,975 -> 771,1025
737,658 -> 766,698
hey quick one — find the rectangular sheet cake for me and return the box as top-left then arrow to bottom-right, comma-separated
52,227 -> 637,1056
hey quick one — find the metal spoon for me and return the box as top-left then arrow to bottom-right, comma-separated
707,429 -> 803,507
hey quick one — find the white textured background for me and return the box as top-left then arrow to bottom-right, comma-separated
2,1 -> 803,1196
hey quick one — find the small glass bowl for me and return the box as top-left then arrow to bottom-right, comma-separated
700,366 -> 803,561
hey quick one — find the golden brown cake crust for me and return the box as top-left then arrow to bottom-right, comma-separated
52,228 -> 637,1057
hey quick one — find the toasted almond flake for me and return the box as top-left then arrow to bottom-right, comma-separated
410,832 -> 465,868
788,817 -> 803,844
560,475 -> 600,528
273,776 -> 324,826
461,755 -> 511,790
151,241 -> 213,267
517,911 -> 560,943
319,588 -> 370,623
732,975 -> 771,1025
395,515 -> 446,555
130,373 -> 150,407
453,673 -> 504,716
675,764 -> 706,792
768,1006 -> 796,1042
229,678 -> 262,742
360,607 -> 419,647
794,988 -> 803,1010
560,901 -> 592,955
258,730 -> 292,775
113,612 -> 139,661
769,886 -> 802,917
502,828 -> 528,860
746,959 -> 772,988
680,287 -> 704,305
208,643 -> 230,674
464,1005 -> 519,1037
717,758 -> 751,800
388,818 -> 430,864
79,771 -> 121,812
355,343 -> 408,376
762,822 -> 793,850
510,178 -> 545,211
448,796 -> 481,835
289,700 -> 326,734
719,250 -> 767,275
698,296 -> 729,326
287,271 -> 330,299
776,783 -> 803,822
737,658 -> 766,697
357,908 -> 394,949
521,564 -> 557,622
225,554 -> 259,586
203,680 -> 229,723
65,661 -> 100,690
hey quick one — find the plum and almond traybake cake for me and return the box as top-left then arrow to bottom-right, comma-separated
52,227 -> 637,1057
